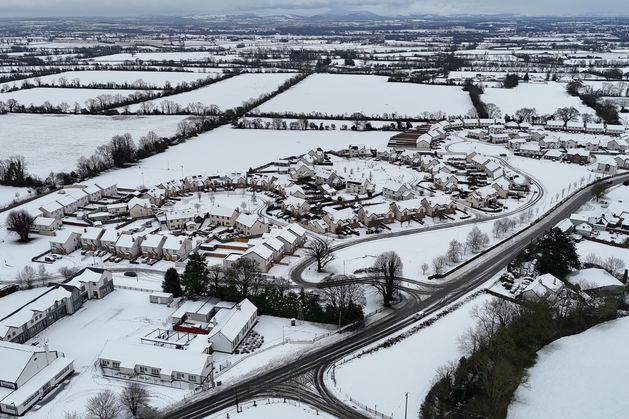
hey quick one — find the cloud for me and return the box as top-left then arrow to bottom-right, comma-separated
0,0 -> 626,17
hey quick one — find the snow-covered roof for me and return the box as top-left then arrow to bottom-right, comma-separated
522,273 -> 564,299
50,230 -> 79,245
566,148 -> 590,157
566,268 -> 623,291
141,234 -> 166,249
32,216 -> 58,228
263,237 -> 284,252
394,198 -> 423,211
236,213 -> 262,228
128,197 -> 151,209
115,234 -> 139,249
207,206 -> 238,218
544,149 -> 564,157
163,236 -> 188,251
212,299 -> 257,342
361,202 -> 392,216
0,341 -> 45,383
99,341 -> 211,376
64,268 -> 106,289
521,143 -> 541,152
81,227 -> 104,241
286,224 -> 307,238
243,243 -> 273,260
100,229 -> 119,243
475,185 -> 498,198
554,219 -> 574,233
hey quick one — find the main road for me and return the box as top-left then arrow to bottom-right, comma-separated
163,173 -> 629,419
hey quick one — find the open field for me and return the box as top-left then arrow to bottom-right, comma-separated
126,72 -> 296,113
257,74 -> 473,117
0,114 -> 187,177
0,87 -> 160,108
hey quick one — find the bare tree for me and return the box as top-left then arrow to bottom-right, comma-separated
421,263 -> 430,275
64,412 -> 81,419
515,107 -> 537,123
371,251 -> 403,307
17,265 -> 36,289
227,258 -> 264,298
603,256 -> 625,276
321,277 -> 364,323
432,255 -> 447,275
38,264 -> 50,282
207,265 -> 224,296
306,237 -> 335,272
446,240 -> 463,263
86,390 -> 121,419
6,209 -> 34,242
584,253 -> 603,266
119,382 -> 150,418
466,226 -> 489,253
554,107 -> 581,125
59,266 -> 80,279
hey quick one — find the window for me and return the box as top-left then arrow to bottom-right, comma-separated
188,375 -> 196,382
151,368 -> 160,376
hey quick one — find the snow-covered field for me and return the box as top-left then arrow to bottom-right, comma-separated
482,82 -> 592,116
0,87 -> 159,108
25,288 -> 189,418
257,74 -> 472,117
15,70 -> 213,88
75,126 -> 393,189
127,73 -> 296,112
332,293 -> 495,419
0,185 -> 31,208
205,399 -> 333,419
92,51 -> 216,63
508,316 -> 629,419
0,114 -> 187,177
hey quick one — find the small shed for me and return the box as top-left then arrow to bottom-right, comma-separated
149,292 -> 174,305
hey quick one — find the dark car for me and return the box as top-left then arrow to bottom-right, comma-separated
124,271 -> 137,277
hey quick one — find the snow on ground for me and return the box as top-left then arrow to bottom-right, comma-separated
0,114 -> 187,177
508,316 -> 629,419
24,289 -> 188,418
257,74 -> 472,117
127,73 -> 296,113
14,70 -> 213,88
204,399 -> 333,419
91,51 -> 216,63
0,185 -> 31,208
331,293 -> 495,419
482,82 -> 591,116
0,87 -> 160,108
79,126 -> 392,190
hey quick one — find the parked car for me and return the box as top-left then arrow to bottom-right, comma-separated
124,271 -> 137,277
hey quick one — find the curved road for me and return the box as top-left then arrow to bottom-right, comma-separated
163,172 -> 629,419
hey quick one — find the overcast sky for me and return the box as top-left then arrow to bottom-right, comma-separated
0,0 -> 627,17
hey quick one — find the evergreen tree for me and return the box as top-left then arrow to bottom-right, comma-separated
535,230 -> 581,278
181,253 -> 208,297
162,267 -> 183,297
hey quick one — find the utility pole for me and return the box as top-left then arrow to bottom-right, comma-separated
235,389 -> 240,413
404,392 -> 408,419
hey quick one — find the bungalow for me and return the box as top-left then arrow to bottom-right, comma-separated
128,198 -> 153,219
605,124 -> 625,136
521,273 -> 565,301
39,202 -> 64,220
565,268 -> 624,295
281,196 -> 311,217
162,236 -> 192,261
50,231 -> 81,254
390,198 -> 425,222
575,222 -> 593,237
114,234 -> 143,259
207,207 -> 239,227
99,342 -> 213,389
208,299 -> 258,353
357,203 -> 395,227
140,234 -> 167,259
235,213 -> 270,236
31,216 -> 61,235
565,149 -> 591,164
80,227 -> 105,250
382,181 -> 414,201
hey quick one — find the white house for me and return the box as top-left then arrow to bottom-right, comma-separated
49,231 -> 81,254
382,181 -> 414,201
63,267 -> 114,300
207,207 -> 239,227
99,229 -> 120,253
39,202 -> 64,220
80,227 -> 105,250
521,273 -> 565,301
208,299 -> 258,353
241,244 -> 274,272
127,198 -> 153,219
235,213 -> 270,236
140,234 -> 167,259
31,216 -> 61,235
114,234 -> 143,259
165,210 -> 196,230
162,236 -> 192,261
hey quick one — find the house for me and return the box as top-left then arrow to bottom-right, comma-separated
56,194 -> 81,215
30,216 -> 61,235
308,219 -> 329,234
357,203 -> 395,227
99,229 -> 119,253
283,184 -> 307,199
208,299 -> 258,353
207,207 -> 239,227
162,236 -> 192,261
433,173 -> 459,192
606,138 -> 628,152
467,129 -> 486,140
575,222 -> 593,236
165,210 -> 196,230
49,231 -> 81,254
560,138 -> 577,149
390,198 -> 425,222
546,120 -> 564,131
322,207 -> 360,233
584,140 -> 600,152
605,124 -> 625,136
106,202 -> 127,216
99,342 -> 213,389
565,268 -> 624,295
565,149 -> 591,164
39,202 -> 64,220
421,196 -> 455,217
382,181 -> 414,201
114,234 -> 143,259
507,138 -> 527,151
143,187 -> 167,206
586,123 -> 605,134
241,244 -> 274,272
491,177 -> 511,199
595,158 -> 618,175
553,219 -> 575,235
488,124 -> 505,134
149,292 -> 174,305
463,118 -> 480,128
95,183 -> 117,197
521,273 -> 565,301
82,184 -> 103,202
140,234 -> 167,259
262,236 -> 285,262
127,197 -> 153,218
80,227 -> 105,250
62,267 -> 114,300
489,133 -> 510,144
538,136 -> 560,149
289,161 -> 315,180
483,160 -> 503,179
614,154 -> 629,169
281,196 -> 311,217
235,213 -> 270,236
0,341 -> 74,416
345,178 -> 375,195
566,121 -> 584,132
465,185 -> 498,209
519,143 -> 542,158
346,144 -> 371,158
543,149 -> 565,161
